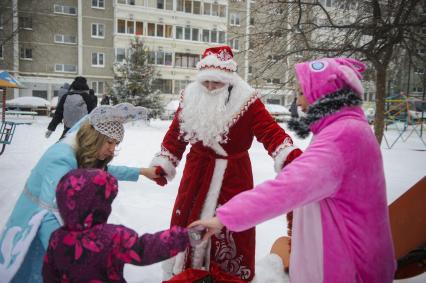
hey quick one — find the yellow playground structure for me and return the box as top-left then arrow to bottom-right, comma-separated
379,93 -> 426,149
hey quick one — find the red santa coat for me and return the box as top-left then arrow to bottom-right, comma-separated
151,80 -> 299,281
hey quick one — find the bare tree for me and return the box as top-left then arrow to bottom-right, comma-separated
243,0 -> 426,143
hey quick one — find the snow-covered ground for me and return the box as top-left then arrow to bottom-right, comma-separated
0,116 -> 425,282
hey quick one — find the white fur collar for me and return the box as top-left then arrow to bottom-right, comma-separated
61,130 -> 77,150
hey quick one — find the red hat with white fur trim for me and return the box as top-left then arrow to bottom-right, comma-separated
196,45 -> 238,84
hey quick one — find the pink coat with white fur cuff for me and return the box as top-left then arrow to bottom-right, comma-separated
216,108 -> 395,283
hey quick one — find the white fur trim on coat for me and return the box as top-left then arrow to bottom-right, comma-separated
150,147 -> 179,181
171,143 -> 228,273
0,210 -> 48,283
196,55 -> 237,72
196,69 -> 236,85
272,138 -> 296,173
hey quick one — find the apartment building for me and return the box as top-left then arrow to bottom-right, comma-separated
114,0 -> 228,100
0,0 -> 114,100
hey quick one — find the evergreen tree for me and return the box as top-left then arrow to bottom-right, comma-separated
110,38 -> 163,117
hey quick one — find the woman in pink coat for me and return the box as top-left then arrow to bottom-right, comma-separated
190,57 -> 396,282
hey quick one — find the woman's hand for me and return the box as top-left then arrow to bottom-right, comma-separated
140,167 -> 168,186
188,217 -> 224,241
140,167 -> 159,180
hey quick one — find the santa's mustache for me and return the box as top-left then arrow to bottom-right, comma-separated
200,84 -> 229,96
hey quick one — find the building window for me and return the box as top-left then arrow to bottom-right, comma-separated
148,23 -> 155,36
176,26 -> 184,39
156,51 -> 165,65
20,47 -> 32,59
19,16 -> 32,29
202,29 -> 210,42
152,79 -> 173,94
159,0 -> 173,9
54,4 -> 77,15
192,28 -> 199,41
117,0 -> 135,4
0,44 -> 3,59
193,1 -> 201,14
164,25 -> 172,38
127,21 -> 134,34
184,27 -> 191,40
230,13 -> 240,26
219,5 -> 226,17
92,23 -> 105,38
184,0 -> 192,13
54,34 -> 77,44
149,51 -> 173,66
55,64 -> 77,73
165,52 -> 173,65
229,38 -> 239,50
211,30 -> 217,43
92,52 -> 104,67
157,0 -> 164,9
204,3 -> 211,15
175,53 -> 200,68
0,14 -> 3,29
177,0 -> 184,11
136,22 -> 143,35
165,0 -> 173,10
117,20 -> 126,33
149,51 -> 156,64
250,17 -> 255,25
212,4 -> 219,16
157,24 -> 164,37
116,48 -> 126,62
92,0 -> 104,8
218,31 -> 225,43
33,90 -> 48,99
92,81 -> 104,94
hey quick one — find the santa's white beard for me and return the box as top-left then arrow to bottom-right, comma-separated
180,83 -> 232,147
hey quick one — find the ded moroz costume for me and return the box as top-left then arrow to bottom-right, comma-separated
150,46 -> 302,280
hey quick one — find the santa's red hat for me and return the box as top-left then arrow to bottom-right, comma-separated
196,45 -> 238,84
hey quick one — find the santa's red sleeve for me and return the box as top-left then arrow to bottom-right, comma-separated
150,107 -> 188,181
250,99 -> 302,172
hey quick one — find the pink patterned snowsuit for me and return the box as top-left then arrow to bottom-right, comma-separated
42,169 -> 190,282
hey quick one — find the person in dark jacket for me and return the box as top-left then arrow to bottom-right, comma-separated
42,168 -> 203,282
100,94 -> 111,105
289,96 -> 299,119
46,76 -> 97,140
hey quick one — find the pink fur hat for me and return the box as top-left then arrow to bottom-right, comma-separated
295,58 -> 366,104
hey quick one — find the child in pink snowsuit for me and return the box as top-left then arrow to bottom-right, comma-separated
191,57 -> 396,282
42,169 -> 201,282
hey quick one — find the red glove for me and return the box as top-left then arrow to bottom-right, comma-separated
154,166 -> 167,187
283,148 -> 303,167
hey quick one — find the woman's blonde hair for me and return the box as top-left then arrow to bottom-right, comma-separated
76,122 -> 113,169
